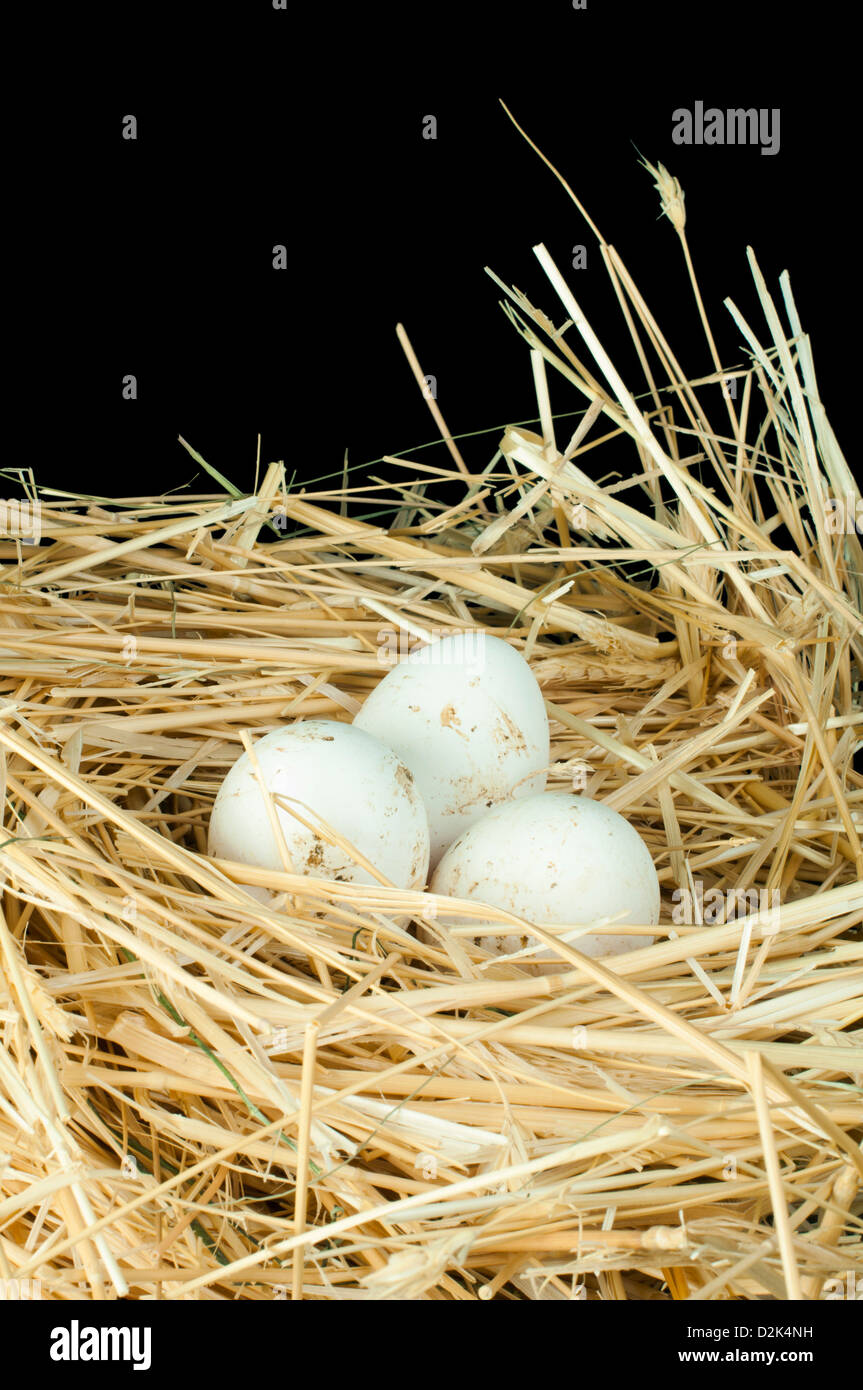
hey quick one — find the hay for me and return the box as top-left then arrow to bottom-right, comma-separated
1,121 -> 861,1301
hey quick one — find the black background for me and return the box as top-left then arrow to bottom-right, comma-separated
41,0 -> 859,503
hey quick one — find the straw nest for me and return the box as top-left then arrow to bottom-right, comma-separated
1,130 -> 862,1302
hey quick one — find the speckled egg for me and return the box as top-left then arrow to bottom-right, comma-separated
353,632 -> 549,865
208,719 -> 430,891
429,791 -> 659,963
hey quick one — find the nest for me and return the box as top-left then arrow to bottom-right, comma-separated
1,133 -> 861,1301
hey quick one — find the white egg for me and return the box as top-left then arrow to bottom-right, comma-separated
208,719 -> 430,891
429,791 -> 659,964
354,632 -> 549,865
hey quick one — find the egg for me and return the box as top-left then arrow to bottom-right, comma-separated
208,719 -> 430,892
429,791 -> 659,964
353,632 -> 549,865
